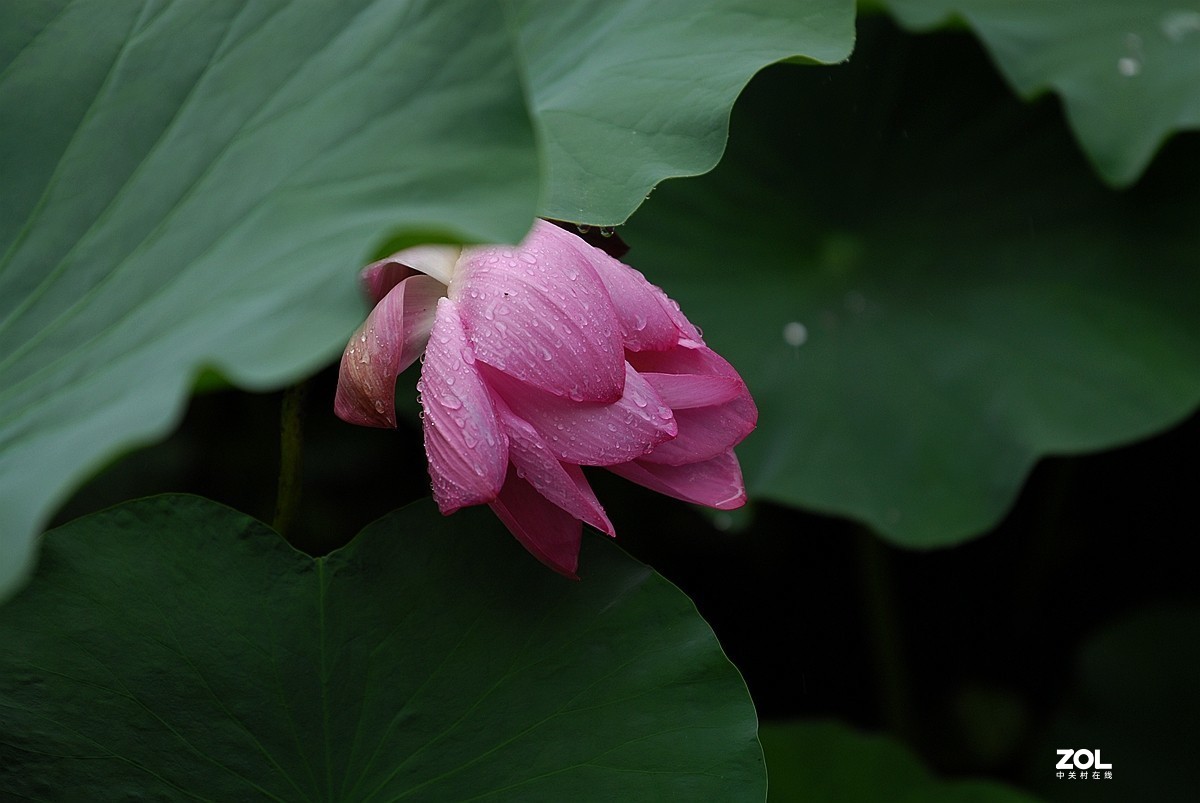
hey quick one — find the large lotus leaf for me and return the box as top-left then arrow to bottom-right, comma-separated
511,0 -> 856,224
0,494 -> 763,800
0,0 -> 540,600
623,22 -> 1200,545
762,721 -> 1044,802
1028,607 -> 1200,803
0,0 -> 856,602
884,0 -> 1200,185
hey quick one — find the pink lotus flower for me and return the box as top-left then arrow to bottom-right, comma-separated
335,220 -> 756,577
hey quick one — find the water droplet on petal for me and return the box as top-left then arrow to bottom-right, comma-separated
374,400 -> 386,413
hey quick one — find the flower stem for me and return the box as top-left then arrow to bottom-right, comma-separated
855,525 -> 918,749
273,380 -> 309,538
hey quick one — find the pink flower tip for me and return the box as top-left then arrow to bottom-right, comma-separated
335,219 -> 756,576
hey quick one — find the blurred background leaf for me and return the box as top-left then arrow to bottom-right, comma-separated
624,18 -> 1200,546
761,720 -> 1045,801
1027,606 -> 1200,802
0,495 -> 763,800
883,0 -> 1200,185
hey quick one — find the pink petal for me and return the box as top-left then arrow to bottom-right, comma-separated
628,344 -> 758,465
451,221 -> 624,403
497,403 -> 614,536
489,466 -> 583,578
334,274 -> 445,428
419,298 -> 508,514
362,245 -> 461,302
627,343 -> 739,379
481,362 -> 677,466
640,372 -> 743,409
361,259 -> 418,305
608,450 -> 747,510
565,240 -> 694,352
639,393 -> 758,466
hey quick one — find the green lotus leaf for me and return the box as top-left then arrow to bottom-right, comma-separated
0,494 -> 763,799
624,21 -> 1200,545
885,0 -> 1200,185
0,0 -> 855,601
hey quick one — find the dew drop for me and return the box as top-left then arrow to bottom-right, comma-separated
783,321 -> 808,347
373,400 -> 386,414
576,224 -> 592,234
633,314 -> 647,331
599,226 -> 615,238
519,252 -> 537,265
441,394 -> 462,410
1162,10 -> 1200,41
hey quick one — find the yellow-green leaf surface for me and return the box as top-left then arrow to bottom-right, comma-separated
885,0 -> 1200,185
0,495 -> 764,800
